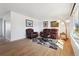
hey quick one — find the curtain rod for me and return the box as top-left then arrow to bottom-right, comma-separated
70,3 -> 76,16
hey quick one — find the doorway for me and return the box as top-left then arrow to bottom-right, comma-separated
0,18 -> 11,42
0,19 -> 4,41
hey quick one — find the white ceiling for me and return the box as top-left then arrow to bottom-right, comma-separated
0,3 -> 73,19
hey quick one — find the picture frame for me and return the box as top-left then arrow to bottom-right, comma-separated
26,19 -> 33,27
43,21 -> 48,27
50,21 -> 59,27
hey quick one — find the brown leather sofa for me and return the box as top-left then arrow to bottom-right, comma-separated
40,29 -> 58,39
50,29 -> 58,39
40,29 -> 50,38
26,29 -> 38,39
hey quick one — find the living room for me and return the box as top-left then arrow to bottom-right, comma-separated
0,3 -> 79,56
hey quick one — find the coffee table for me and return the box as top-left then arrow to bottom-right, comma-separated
33,37 -> 59,50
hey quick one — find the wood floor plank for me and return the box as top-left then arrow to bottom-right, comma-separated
0,38 -> 74,56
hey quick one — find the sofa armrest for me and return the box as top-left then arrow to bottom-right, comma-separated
33,32 -> 38,34
40,32 -> 43,34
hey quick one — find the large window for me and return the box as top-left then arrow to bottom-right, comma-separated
75,19 -> 79,33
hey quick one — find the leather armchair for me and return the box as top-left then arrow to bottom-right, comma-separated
26,29 -> 38,39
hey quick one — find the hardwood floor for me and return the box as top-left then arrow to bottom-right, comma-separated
0,38 -> 74,56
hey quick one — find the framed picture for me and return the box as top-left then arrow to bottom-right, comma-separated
43,21 -> 48,27
26,19 -> 33,27
51,21 -> 59,27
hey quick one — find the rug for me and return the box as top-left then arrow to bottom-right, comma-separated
32,38 -> 58,50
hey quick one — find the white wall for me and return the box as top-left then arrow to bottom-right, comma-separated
11,11 -> 26,41
10,11 -> 41,41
